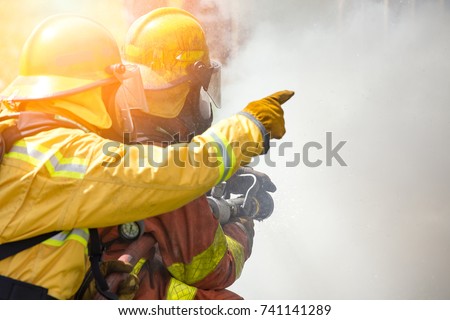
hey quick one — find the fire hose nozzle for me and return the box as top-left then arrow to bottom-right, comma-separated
207,191 -> 274,224
207,168 -> 276,224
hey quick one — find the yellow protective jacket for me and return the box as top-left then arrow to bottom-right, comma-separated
0,111 -> 265,299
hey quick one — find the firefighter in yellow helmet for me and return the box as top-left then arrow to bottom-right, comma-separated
105,5 -> 223,143
92,7 -> 292,300
0,12 -> 293,299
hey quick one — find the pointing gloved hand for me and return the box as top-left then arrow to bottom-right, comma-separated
81,260 -> 139,300
242,90 -> 295,139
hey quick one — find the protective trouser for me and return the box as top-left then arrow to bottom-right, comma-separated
0,275 -> 56,300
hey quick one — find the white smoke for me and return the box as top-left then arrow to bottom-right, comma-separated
221,0 -> 450,299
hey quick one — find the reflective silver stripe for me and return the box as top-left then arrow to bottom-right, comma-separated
47,154 -> 87,175
6,141 -> 87,179
42,229 -> 89,248
11,145 -> 47,162
205,130 -> 235,183
237,111 -> 270,154
209,132 -> 232,179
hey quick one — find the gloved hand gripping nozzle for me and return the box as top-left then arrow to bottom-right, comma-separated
207,167 -> 276,224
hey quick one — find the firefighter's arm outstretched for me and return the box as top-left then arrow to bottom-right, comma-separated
0,90 -> 294,244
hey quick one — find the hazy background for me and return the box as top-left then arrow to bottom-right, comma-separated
225,0 -> 450,299
1,0 -> 449,300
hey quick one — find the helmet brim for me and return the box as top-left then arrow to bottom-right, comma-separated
0,75 -> 117,101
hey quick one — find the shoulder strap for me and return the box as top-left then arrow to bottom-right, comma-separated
0,111 -> 81,162
2,112 -> 80,148
87,228 -> 118,300
0,229 -> 118,300
0,231 -> 59,260
74,229 -> 118,300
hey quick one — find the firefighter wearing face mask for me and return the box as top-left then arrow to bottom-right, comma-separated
0,13 -> 294,300
89,8 -> 294,300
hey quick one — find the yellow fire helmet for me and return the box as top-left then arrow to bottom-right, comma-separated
123,7 -> 221,119
0,14 -> 147,130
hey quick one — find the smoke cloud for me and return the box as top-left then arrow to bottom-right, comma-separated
223,0 -> 450,299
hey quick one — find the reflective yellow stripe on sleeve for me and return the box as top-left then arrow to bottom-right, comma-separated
203,129 -> 236,184
166,226 -> 228,285
166,277 -> 197,300
42,228 -> 89,252
4,140 -> 88,179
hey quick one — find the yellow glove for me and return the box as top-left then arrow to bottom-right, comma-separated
81,260 -> 140,300
242,90 -> 295,139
